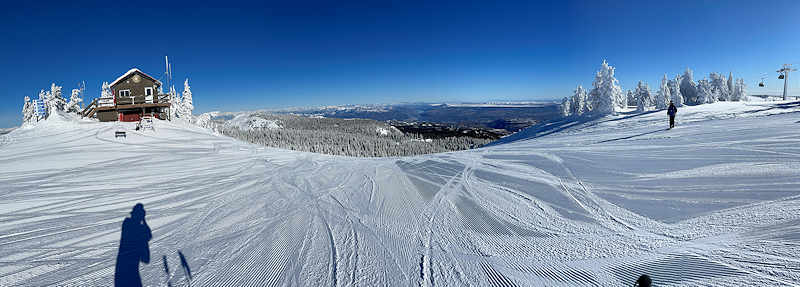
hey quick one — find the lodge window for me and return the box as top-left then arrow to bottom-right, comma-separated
119,90 -> 130,98
144,87 -> 153,96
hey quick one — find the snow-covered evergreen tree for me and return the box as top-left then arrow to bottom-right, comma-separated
181,78 -> 194,116
727,72 -> 734,98
589,60 -> 624,115
40,89 -> 50,117
560,97 -> 572,117
44,83 -> 66,113
193,112 -> 217,128
98,82 -> 114,107
656,74 -> 671,109
680,68 -> 698,105
97,82 -> 115,108
22,96 -> 33,124
634,81 -> 652,112
668,76 -> 684,107
169,85 -> 181,119
696,78 -> 715,104
560,97 -> 571,117
572,85 -> 589,115
66,89 -> 83,113
710,73 -> 730,101
626,90 -> 634,108
53,83 -> 65,111
732,78 -> 747,101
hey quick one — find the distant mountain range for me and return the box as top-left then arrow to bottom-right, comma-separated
212,102 -> 560,133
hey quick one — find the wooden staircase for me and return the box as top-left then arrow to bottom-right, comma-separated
81,98 -> 98,118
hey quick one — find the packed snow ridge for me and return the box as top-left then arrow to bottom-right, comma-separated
2,101 -> 800,286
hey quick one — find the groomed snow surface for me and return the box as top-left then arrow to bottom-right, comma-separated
2,101 -> 800,286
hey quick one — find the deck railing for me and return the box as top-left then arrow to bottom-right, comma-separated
115,94 -> 171,105
98,97 -> 115,107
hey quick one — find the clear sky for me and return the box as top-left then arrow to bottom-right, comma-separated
1,0 -> 798,128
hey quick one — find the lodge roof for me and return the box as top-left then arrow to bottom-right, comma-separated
110,68 -> 163,87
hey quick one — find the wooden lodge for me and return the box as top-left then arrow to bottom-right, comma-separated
82,68 -> 172,122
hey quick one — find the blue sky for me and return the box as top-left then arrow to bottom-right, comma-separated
1,0 -> 798,128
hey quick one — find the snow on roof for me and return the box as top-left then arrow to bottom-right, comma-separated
109,68 -> 163,87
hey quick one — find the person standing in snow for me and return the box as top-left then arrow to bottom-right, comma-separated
667,101 -> 677,129
115,203 -> 152,287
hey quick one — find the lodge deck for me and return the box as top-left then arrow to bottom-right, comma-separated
82,97 -> 171,122
95,102 -> 171,111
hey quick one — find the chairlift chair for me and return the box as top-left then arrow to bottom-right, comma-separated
779,74 -> 785,79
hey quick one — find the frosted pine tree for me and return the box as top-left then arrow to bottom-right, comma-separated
181,78 -> 194,116
43,84 -> 62,113
66,89 -> 83,113
560,97 -> 571,117
669,76 -> 684,107
27,96 -> 39,123
710,73 -> 730,101
41,89 -> 51,116
194,112 -> 216,129
727,72 -> 734,97
22,96 -> 33,124
680,68 -> 698,105
589,60 -> 624,115
98,82 -> 114,107
732,78 -> 747,101
571,85 -> 589,114
169,85 -> 181,119
656,74 -> 670,109
50,83 -> 66,112
696,78 -> 715,104
634,81 -> 652,112
626,90 -> 634,108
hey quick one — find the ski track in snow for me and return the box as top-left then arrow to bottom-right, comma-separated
1,102 -> 800,286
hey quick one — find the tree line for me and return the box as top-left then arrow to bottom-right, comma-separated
560,61 -> 748,117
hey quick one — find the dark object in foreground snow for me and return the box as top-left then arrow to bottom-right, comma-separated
114,203 -> 152,287
635,274 -> 652,287
115,131 -> 126,138
179,250 -> 192,281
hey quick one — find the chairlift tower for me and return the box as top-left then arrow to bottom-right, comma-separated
777,64 -> 797,100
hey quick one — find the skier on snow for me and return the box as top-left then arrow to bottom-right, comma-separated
667,101 -> 677,129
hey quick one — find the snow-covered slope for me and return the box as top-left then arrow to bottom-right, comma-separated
1,102 -> 800,286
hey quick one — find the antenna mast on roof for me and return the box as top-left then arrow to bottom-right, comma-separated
79,81 -> 85,110
165,56 -> 175,96
165,56 -> 172,93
